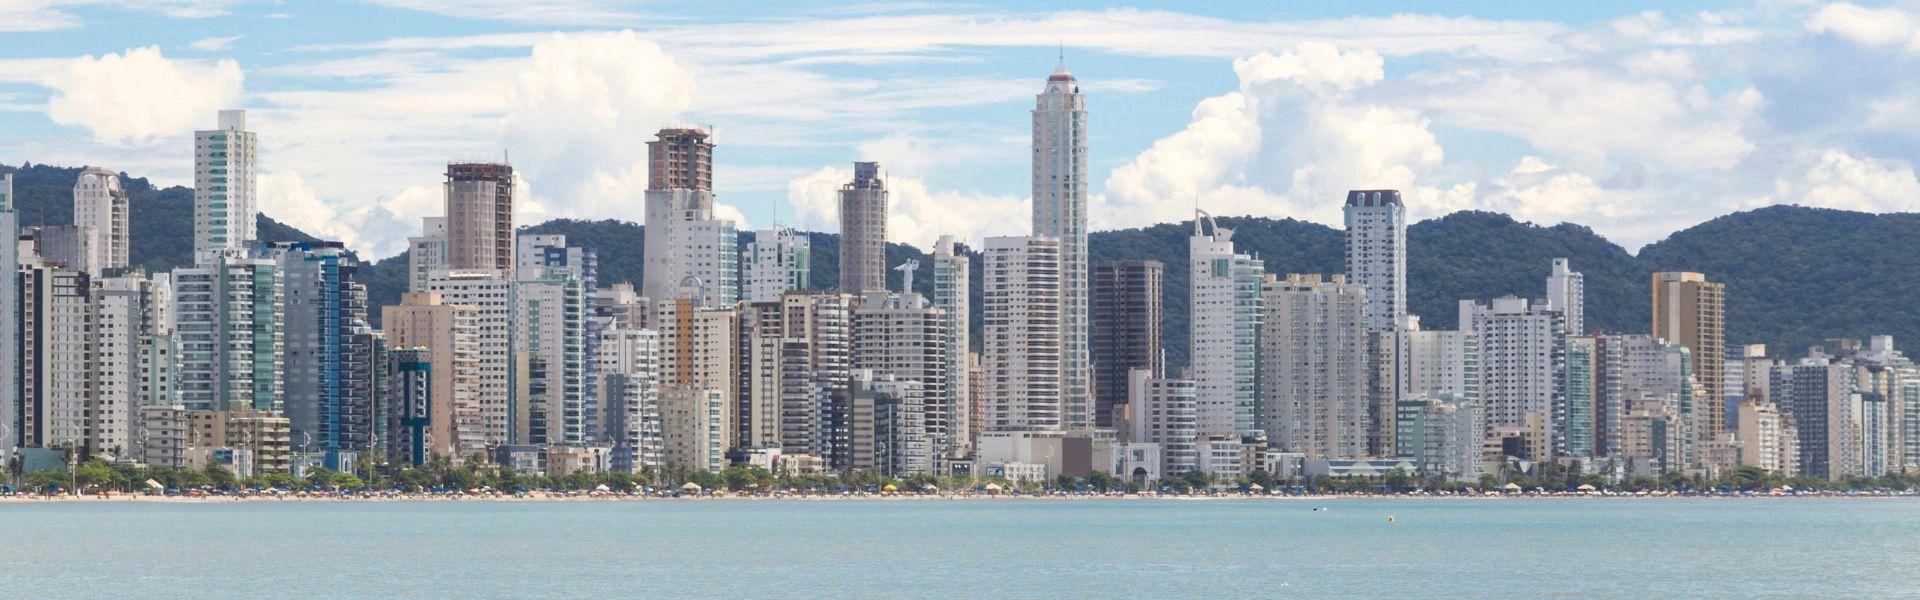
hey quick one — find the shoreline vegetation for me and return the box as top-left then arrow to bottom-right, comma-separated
2,488 -> 1914,502
7,456 -> 1917,503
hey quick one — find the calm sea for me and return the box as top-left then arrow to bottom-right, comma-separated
0,498 -> 1910,597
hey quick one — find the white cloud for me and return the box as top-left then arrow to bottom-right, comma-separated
0,0 -> 244,31
1806,2 -> 1920,52
1766,150 -> 1920,212
360,0 -> 653,25
500,30 -> 696,224
189,35 -> 242,52
42,46 -> 243,146
1102,42 -> 1443,229
259,169 -> 415,257
1475,157 -> 1611,222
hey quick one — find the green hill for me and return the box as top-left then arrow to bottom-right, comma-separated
6,161 -> 1908,364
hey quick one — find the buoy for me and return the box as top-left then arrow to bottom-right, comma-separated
1387,515 -> 1395,523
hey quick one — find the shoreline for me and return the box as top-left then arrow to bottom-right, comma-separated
0,491 -> 1902,503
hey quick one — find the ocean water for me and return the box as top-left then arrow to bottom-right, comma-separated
0,498 -> 1911,598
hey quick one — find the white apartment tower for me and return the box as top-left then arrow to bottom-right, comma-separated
982,236 -> 1063,431
932,235 -> 971,454
407,217 -> 448,292
1260,274 -> 1369,459
1461,297 -> 1568,456
744,227 -> 810,303
1344,190 -> 1405,333
1546,258 -> 1585,335
642,128 -> 738,307
1125,368 -> 1199,474
1032,57 -> 1092,432
1189,211 -> 1265,438
73,167 -> 129,272
193,109 -> 256,254
172,251 -> 283,412
0,174 -> 18,451
852,291 -> 950,467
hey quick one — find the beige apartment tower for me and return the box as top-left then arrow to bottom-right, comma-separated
838,161 -> 888,293
444,162 -> 515,272
1652,271 -> 1726,440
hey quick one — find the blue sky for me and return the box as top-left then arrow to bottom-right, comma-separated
2,1 -> 1917,258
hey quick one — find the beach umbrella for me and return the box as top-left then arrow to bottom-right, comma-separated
594,484 -> 611,493
882,484 -> 897,492
1502,483 -> 1522,492
679,482 -> 703,492
1576,484 -> 1597,492
145,479 -> 164,491
1248,484 -> 1265,491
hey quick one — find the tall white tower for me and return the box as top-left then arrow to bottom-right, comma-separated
73,166 -> 129,272
1546,258 -> 1584,336
1190,211 -> 1265,439
194,109 -> 257,256
1343,190 -> 1406,333
1032,54 -> 1090,431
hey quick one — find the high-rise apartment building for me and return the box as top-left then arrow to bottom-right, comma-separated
388,348 -> 432,466
1652,272 -> 1726,444
642,127 -> 738,307
1546,258 -> 1584,335
424,271 -> 513,447
0,174 -> 17,451
852,291 -> 948,469
1032,58 -> 1091,433
1593,333 -> 1699,463
1737,400 -> 1799,475
17,261 -> 93,451
982,236 -> 1063,431
1344,190 -> 1405,333
838,162 -> 888,293
1091,260 -> 1162,429
1260,274 -> 1369,459
271,242 -> 367,457
596,325 -> 662,472
407,216 -> 447,292
743,227 -> 810,303
194,110 -> 256,254
444,162 -> 515,272
73,167 -> 129,272
1461,297 -> 1567,456
1122,368 -> 1198,474
932,236 -> 971,454
382,292 -> 482,462
1771,359 -> 1856,479
1189,212 -> 1264,438
656,298 -> 740,449
172,251 -> 282,413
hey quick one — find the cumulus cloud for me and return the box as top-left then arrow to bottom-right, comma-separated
1806,2 -> 1920,52
260,170 -> 414,257
500,30 -> 696,223
786,165 -> 1026,248
1764,150 -> 1920,213
1473,157 -> 1612,222
1101,42 -> 1442,229
42,46 -> 243,146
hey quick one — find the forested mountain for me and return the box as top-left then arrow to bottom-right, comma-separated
7,161 -> 1909,365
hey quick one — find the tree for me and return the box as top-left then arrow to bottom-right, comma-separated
203,465 -> 238,490
74,459 -> 120,491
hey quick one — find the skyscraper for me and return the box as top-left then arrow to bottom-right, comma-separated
407,217 -> 448,292
642,127 -> 738,307
743,227 -> 810,303
73,167 -> 129,272
1546,258 -> 1584,335
382,292 -> 481,462
173,251 -> 283,412
982,236 -> 1062,431
270,242 -> 366,458
194,110 -> 256,255
1033,57 -> 1091,432
1091,260 -> 1162,428
1189,212 -> 1264,438
0,174 -> 17,452
932,235 -> 971,455
444,162 -> 515,272
838,161 -> 888,293
1260,274 -> 1369,459
1652,272 -> 1726,444
1344,190 -> 1405,333
1461,297 -> 1567,457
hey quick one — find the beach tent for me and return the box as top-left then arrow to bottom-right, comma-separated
679,482 -> 703,493
1248,484 -> 1264,492
983,483 -> 1003,495
145,479 -> 164,491
594,484 -> 611,493
1502,483 -> 1523,493
1576,484 -> 1597,492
